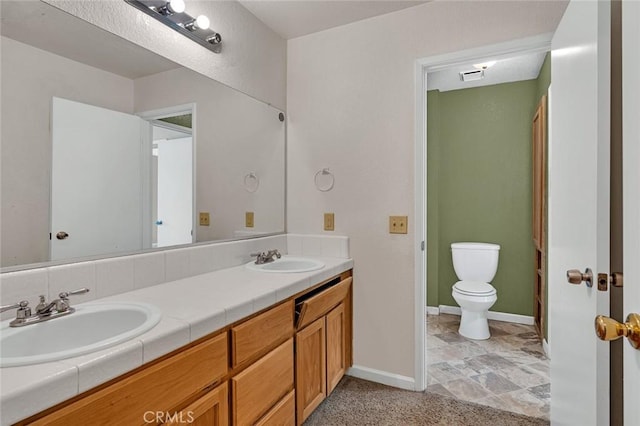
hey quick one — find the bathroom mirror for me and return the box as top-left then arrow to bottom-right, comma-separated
0,1 -> 285,270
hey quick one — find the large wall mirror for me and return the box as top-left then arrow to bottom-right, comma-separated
0,1 -> 285,270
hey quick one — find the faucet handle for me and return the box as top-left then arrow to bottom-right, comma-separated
250,252 -> 264,257
59,288 -> 90,300
0,300 -> 29,313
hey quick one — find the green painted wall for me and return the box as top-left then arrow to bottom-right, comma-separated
427,80 -> 539,316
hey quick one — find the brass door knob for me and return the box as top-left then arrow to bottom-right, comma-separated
595,313 -> 640,349
567,268 -> 593,287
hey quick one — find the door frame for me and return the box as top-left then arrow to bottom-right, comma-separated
138,103 -> 197,246
413,33 -> 553,391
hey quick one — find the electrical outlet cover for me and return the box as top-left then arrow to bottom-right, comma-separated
324,213 -> 335,231
389,215 -> 408,234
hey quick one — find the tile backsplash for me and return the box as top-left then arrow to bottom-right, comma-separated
0,234 -> 349,320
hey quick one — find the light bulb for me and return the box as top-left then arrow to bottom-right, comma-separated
168,0 -> 185,14
157,0 -> 185,15
195,15 -> 210,30
473,61 -> 497,70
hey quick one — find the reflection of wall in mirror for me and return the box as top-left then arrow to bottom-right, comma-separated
1,36 -> 135,267
134,67 -> 286,243
1,35 -> 285,267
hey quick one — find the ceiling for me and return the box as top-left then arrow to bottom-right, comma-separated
427,52 -> 548,92
238,0 -> 429,40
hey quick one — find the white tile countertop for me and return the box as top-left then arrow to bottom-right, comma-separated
0,256 -> 353,426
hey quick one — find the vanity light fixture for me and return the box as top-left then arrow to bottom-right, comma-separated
125,0 -> 222,53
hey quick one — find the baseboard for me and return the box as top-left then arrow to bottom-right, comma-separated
543,338 -> 551,359
346,365 -> 416,391
438,305 -> 534,325
426,306 -> 440,315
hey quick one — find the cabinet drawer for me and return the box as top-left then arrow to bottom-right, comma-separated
231,300 -> 293,367
29,333 -> 228,426
255,390 -> 295,426
231,338 -> 294,426
164,382 -> 228,426
296,277 -> 352,329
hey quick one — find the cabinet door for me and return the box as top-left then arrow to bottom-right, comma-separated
165,382 -> 228,426
295,317 -> 326,425
326,303 -> 346,395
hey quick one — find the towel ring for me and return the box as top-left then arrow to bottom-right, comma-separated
314,168 -> 334,192
244,172 -> 259,193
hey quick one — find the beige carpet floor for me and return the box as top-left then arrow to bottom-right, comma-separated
304,376 -> 550,426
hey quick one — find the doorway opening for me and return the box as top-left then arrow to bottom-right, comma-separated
413,34 -> 555,416
151,119 -> 193,248
139,104 -> 196,249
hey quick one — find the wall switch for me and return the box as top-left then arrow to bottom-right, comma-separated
246,211 -> 254,228
199,212 -> 210,226
324,213 -> 335,231
389,215 -> 408,234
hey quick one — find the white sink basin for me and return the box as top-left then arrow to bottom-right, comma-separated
0,302 -> 161,367
245,256 -> 325,273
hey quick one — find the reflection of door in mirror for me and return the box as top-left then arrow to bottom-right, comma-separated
150,117 -> 194,248
51,97 -> 148,261
50,99 -> 195,261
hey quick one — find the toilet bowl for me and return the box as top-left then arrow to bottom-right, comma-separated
450,242 -> 500,340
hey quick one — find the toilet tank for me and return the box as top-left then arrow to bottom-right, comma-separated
451,242 -> 500,282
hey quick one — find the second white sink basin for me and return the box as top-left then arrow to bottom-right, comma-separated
0,302 -> 161,367
245,256 -> 325,273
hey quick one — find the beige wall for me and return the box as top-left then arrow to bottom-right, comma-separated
287,1 -> 567,380
45,0 -> 287,110
1,37 -> 134,267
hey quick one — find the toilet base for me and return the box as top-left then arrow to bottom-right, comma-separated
458,309 -> 490,340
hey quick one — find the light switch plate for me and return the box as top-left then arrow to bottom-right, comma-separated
324,213 -> 335,231
199,212 -> 210,226
246,211 -> 254,228
389,215 -> 408,234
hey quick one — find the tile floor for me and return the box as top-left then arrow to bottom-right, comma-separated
426,314 -> 550,420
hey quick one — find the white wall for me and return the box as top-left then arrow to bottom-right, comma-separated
45,0 -> 287,110
0,36 -> 134,267
287,1 -> 567,380
134,68 -> 285,242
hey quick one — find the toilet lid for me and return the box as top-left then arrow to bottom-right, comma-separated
453,281 -> 496,295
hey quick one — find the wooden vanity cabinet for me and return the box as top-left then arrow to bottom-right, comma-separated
295,276 -> 352,425
22,332 -> 228,426
16,271 -> 352,426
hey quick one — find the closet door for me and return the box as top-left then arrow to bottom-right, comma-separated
532,95 -> 547,338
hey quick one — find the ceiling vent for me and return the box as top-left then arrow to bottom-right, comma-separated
459,69 -> 484,82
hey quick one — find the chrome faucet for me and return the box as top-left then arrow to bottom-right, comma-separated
3,288 -> 89,327
250,249 -> 282,264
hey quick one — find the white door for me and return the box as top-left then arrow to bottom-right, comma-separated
548,0 -> 611,425
51,97 -> 145,260
156,136 -> 193,247
622,1 -> 640,424
550,1 -> 640,425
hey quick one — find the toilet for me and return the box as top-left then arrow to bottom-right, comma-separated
451,242 -> 500,340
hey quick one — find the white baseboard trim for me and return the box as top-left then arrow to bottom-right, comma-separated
437,305 -> 534,325
346,365 -> 416,391
543,338 -> 551,359
426,306 -> 440,315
